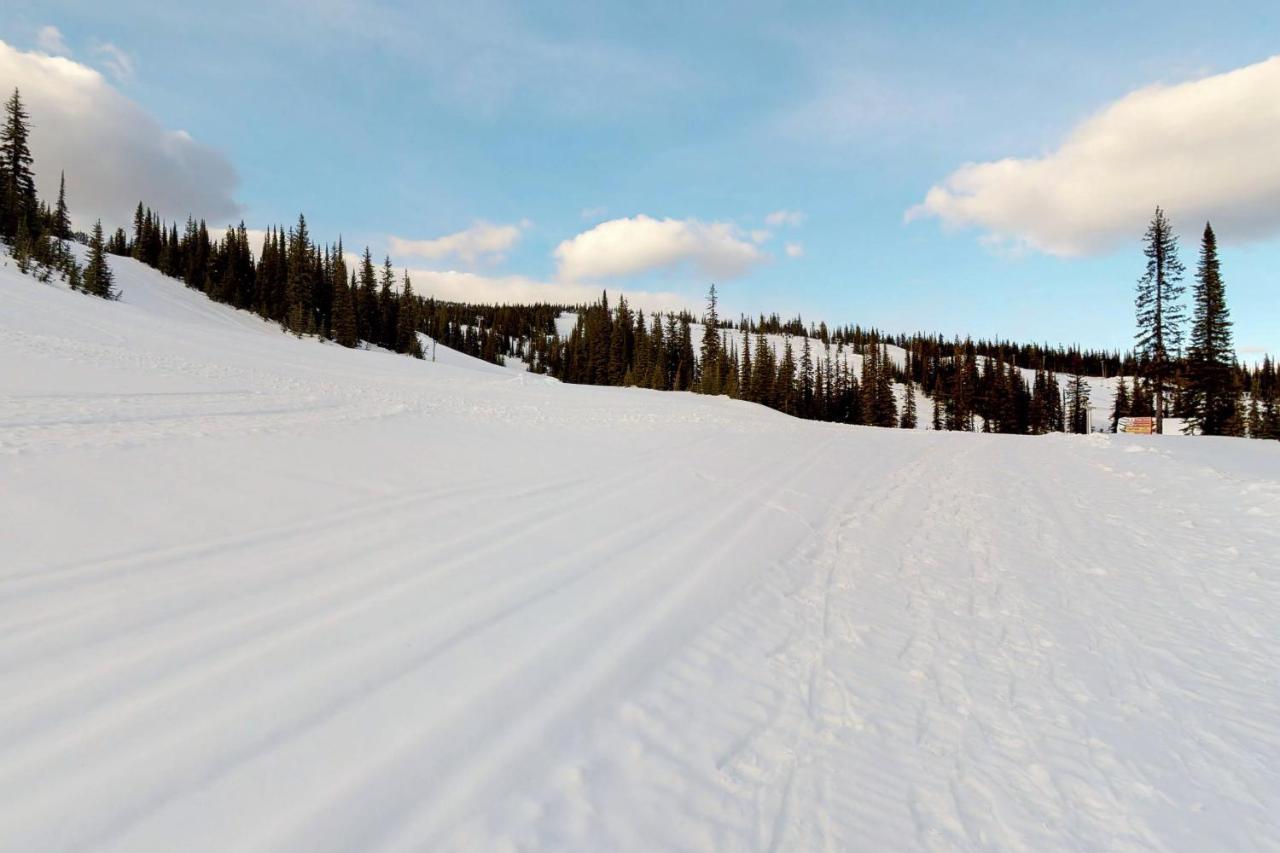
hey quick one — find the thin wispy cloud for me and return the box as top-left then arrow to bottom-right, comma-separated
389,220 -> 531,266
92,41 -> 135,82
766,209 -> 805,228
274,0 -> 693,119
35,25 -> 71,57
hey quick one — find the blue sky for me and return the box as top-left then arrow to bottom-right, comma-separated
2,1 -> 1276,357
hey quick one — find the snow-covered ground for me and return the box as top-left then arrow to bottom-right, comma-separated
3,253 -> 1279,852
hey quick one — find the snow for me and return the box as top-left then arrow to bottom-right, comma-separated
3,251 -> 1279,851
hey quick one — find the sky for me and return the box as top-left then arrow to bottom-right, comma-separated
1,1 -> 1276,357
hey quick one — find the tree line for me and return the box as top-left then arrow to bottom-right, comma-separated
3,87 -> 1275,439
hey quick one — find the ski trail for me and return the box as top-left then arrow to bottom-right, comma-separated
4,256 -> 1279,852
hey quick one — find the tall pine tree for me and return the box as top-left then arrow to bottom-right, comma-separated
1135,207 -> 1186,434
1185,223 -> 1238,435
0,88 -> 37,241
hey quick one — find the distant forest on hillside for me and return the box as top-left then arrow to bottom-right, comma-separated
3,87 -> 1275,439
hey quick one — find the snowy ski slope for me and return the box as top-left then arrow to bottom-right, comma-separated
2,253 -> 1279,851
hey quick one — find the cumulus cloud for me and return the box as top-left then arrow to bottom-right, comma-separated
0,40 -> 240,231
907,56 -> 1280,256
765,209 -> 805,228
784,242 -> 804,258
351,257 -> 690,314
554,215 -> 767,282
388,220 -> 529,265
36,26 -> 70,57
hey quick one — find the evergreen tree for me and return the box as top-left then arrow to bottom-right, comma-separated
1066,371 -> 1091,434
799,335 -> 814,415
52,171 -> 71,240
0,88 -> 37,241
379,256 -> 397,349
330,252 -> 358,348
699,284 -> 722,395
357,247 -> 379,344
1135,207 -> 1186,434
900,378 -> 918,429
1185,223 -> 1238,435
1111,377 -> 1131,433
83,220 -> 116,299
776,338 -> 797,413
397,272 -> 424,357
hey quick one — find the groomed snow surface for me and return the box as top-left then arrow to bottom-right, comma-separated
3,253 -> 1279,852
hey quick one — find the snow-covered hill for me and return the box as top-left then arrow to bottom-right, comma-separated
3,254 -> 1279,851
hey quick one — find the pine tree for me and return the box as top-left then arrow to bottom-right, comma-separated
131,202 -> 146,259
1067,372 -> 1091,434
357,247 -> 378,344
1135,207 -> 1186,434
0,88 -> 37,241
1185,223 -> 1238,435
397,272 -> 423,357
83,220 -> 116,299
330,252 -> 358,347
379,257 -> 397,349
1110,376 -> 1131,433
699,284 -> 722,395
776,338 -> 797,413
899,378 -> 918,429
52,171 -> 71,240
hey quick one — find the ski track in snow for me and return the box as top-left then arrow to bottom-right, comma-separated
2,253 -> 1279,852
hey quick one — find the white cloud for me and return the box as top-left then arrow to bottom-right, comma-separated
907,55 -> 1280,256
765,209 -> 805,228
35,26 -> 70,57
785,242 -> 804,258
0,39 -> 240,231
554,215 -> 767,282
372,263 -> 690,314
749,229 -> 772,245
388,220 -> 529,265
91,41 -> 135,82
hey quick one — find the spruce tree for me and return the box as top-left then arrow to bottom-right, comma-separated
357,248 -> 378,343
53,171 -> 71,240
397,272 -> 423,357
0,88 -> 37,241
330,253 -> 358,348
1110,377 -> 1131,433
379,257 -> 397,349
899,378 -> 918,429
83,220 -> 116,299
1067,372 -> 1090,433
1185,223 -> 1238,435
699,284 -> 722,395
1135,207 -> 1186,434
